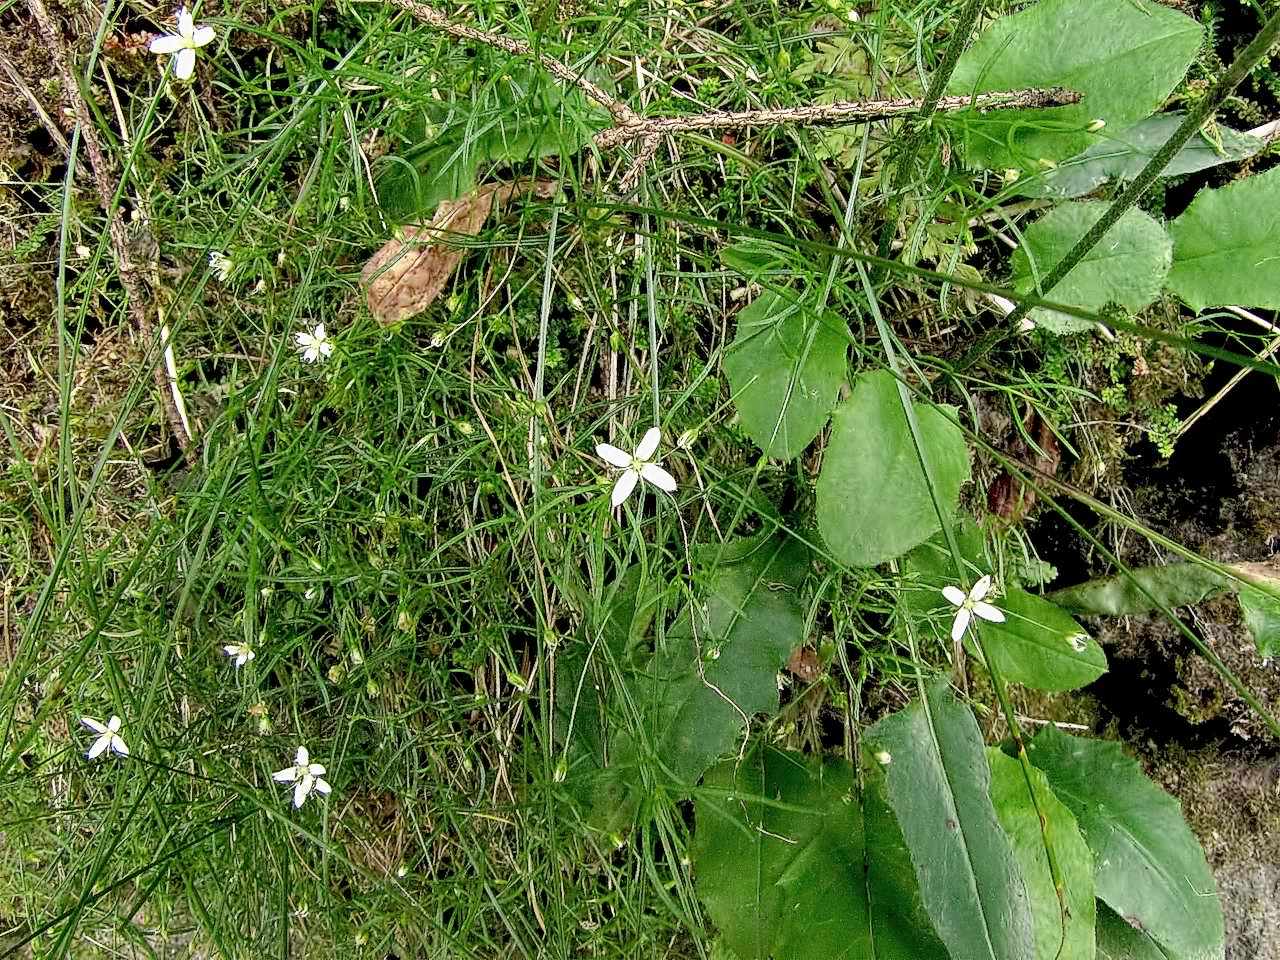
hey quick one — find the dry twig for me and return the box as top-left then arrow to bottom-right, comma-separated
382,0 -> 1080,187
27,0 -> 196,462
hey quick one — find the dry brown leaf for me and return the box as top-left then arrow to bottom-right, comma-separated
360,180 -> 556,326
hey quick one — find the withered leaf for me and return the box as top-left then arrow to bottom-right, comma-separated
360,180 -> 556,326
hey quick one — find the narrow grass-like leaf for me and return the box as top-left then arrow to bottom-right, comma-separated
988,749 -> 1095,960
1011,202 -> 1172,334
947,0 -> 1202,170
866,681 -> 1034,960
1026,726 -> 1224,960
817,371 -> 970,567
1167,165 -> 1280,311
692,745 -> 948,960
723,290 -> 848,460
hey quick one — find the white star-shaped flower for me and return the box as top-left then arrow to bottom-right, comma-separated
82,715 -> 129,760
294,323 -> 333,363
272,745 -> 332,808
223,642 -> 255,668
595,427 -> 677,508
942,575 -> 1006,642
149,7 -> 216,82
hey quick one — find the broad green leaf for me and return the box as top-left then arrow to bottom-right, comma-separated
1049,562 -> 1231,616
981,588 -> 1106,692
947,0 -> 1202,170
1240,583 -> 1280,658
866,682 -> 1034,960
1026,726 -> 1224,960
902,535 -> 1106,691
1011,202 -> 1172,334
724,291 -> 848,460
1096,903 -> 1166,960
988,749 -> 1095,960
1019,114 -> 1264,199
376,67 -> 608,222
693,746 -> 948,960
1167,165 -> 1280,311
646,532 -> 809,785
817,370 -> 970,567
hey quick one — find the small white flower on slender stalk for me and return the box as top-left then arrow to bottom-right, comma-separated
272,745 -> 332,808
209,250 -> 232,282
295,324 -> 333,363
942,575 -> 1006,642
82,716 -> 129,760
149,7 -> 216,82
223,642 -> 255,668
595,427 -> 677,508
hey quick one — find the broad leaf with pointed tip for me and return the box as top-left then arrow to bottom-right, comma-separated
1019,114 -> 1264,199
724,291 -> 848,460
693,745 -> 948,960
988,749 -> 1096,960
1167,165 -> 1280,312
866,682 -> 1034,960
1026,726 -> 1224,960
817,370 -> 970,567
947,0 -> 1201,171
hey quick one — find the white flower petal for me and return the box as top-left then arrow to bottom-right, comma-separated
191,24 -> 216,46
635,427 -> 661,461
973,601 -> 1005,624
595,443 -> 631,468
942,585 -> 967,607
313,324 -> 326,340
149,34 -> 185,54
610,469 -> 639,508
318,339 -> 333,358
950,607 -> 972,643
313,778 -> 332,796
107,716 -> 122,733
223,644 -> 239,657
173,47 -> 196,81
308,763 -> 326,777
295,746 -> 309,767
110,735 -> 130,757
81,717 -> 107,734
639,462 -> 676,493
293,778 -> 310,808
177,7 -> 194,38
272,766 -> 298,783
969,575 -> 993,603
87,735 -> 110,760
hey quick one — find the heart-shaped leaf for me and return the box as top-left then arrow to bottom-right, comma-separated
817,370 -> 970,567
1011,202 -> 1172,334
1167,165 -> 1280,312
724,290 -> 848,460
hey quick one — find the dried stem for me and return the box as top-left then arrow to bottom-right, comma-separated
382,0 -> 1078,183
27,0 -> 195,461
